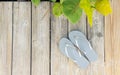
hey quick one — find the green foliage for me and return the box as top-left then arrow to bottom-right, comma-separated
90,0 -> 96,3
95,0 -> 112,16
31,0 -> 112,27
53,3 -> 63,17
51,0 -> 56,2
80,0 -> 94,27
60,0 -> 64,4
62,0 -> 82,24
32,0 -> 40,6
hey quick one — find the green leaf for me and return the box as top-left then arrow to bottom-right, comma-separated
90,0 -> 96,7
80,0 -> 94,27
62,0 -> 82,24
60,0 -> 64,4
52,3 -> 63,17
95,0 -> 112,16
32,0 -> 40,6
90,0 -> 96,2
51,0 -> 56,2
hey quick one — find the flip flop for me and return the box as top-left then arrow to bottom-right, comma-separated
69,31 -> 98,62
59,38 -> 89,69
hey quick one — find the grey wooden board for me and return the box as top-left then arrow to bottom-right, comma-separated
32,2 -> 50,75
12,2 -> 31,75
0,2 -> 12,75
87,11 -> 104,75
51,13 -> 68,75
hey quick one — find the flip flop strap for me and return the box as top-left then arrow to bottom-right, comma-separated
74,36 -> 87,54
65,44 -> 82,58
75,37 -> 93,50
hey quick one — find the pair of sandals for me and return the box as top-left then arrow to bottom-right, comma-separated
59,31 -> 98,69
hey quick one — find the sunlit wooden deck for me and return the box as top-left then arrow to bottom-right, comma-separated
0,1 -> 120,75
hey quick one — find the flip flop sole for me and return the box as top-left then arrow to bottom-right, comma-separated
69,31 -> 98,62
59,38 -> 89,68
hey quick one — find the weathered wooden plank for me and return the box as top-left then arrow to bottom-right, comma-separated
12,2 -> 31,75
32,2 -> 50,75
51,4 -> 69,75
105,14 -> 113,75
68,13 -> 89,74
0,2 -> 12,75
105,0 -> 120,75
87,11 -> 105,75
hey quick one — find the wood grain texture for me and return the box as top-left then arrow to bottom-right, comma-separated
105,13 -> 113,75
32,2 -> 50,75
12,2 -> 31,75
87,11 -> 105,75
105,0 -> 120,75
51,3 -> 69,75
0,2 -> 12,75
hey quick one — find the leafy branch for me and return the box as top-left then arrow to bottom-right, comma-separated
32,0 -> 112,27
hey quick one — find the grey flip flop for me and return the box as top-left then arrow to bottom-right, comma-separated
69,31 -> 98,62
59,38 -> 89,69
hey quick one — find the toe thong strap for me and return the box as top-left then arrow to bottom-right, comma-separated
74,37 -> 87,53
65,43 -> 82,59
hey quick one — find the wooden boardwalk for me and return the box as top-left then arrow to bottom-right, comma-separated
0,1 -> 120,75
